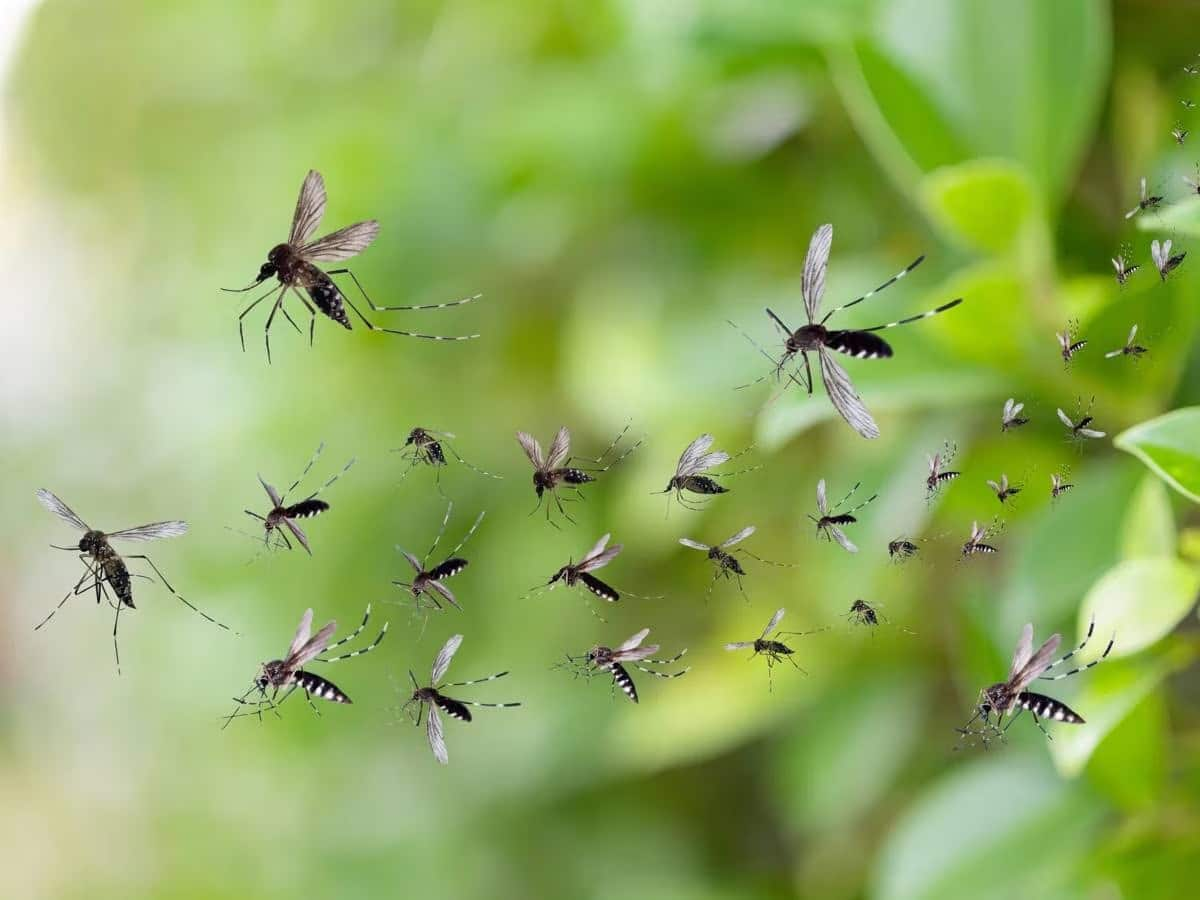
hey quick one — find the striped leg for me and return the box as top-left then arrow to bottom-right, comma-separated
640,648 -> 688,666
423,501 -> 454,567
855,297 -> 964,334
319,603 -> 372,653
445,442 -> 503,479
1039,619 -> 1114,681
331,268 -> 481,340
634,663 -> 690,678
126,554 -> 237,635
570,426 -> 644,474
445,509 -> 486,559
454,700 -> 521,709
317,612 -> 389,663
441,671 -> 512,688
818,255 -> 926,324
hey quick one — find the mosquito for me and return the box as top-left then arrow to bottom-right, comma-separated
1183,99 -> 1196,109
1173,124 -> 1189,145
724,608 -> 827,690
846,598 -> 913,634
808,478 -> 876,554
223,169 -> 480,363
242,443 -> 355,555
888,536 -> 921,562
1056,319 -> 1087,365
961,519 -> 1002,559
659,434 -> 759,511
527,533 -> 649,620
1125,177 -> 1163,220
1111,253 -> 1139,285
517,425 -> 641,525
1057,400 -> 1106,444
1184,172 -> 1200,195
745,224 -> 962,439
394,426 -> 501,490
1001,398 -> 1029,432
986,473 -> 1023,505
1151,238 -> 1186,281
1105,324 -> 1148,361
36,489 -> 233,673
925,442 -> 961,498
1051,470 -> 1074,500
402,634 -> 521,765
223,605 -> 388,727
678,525 -> 794,601
956,620 -> 1114,749
560,628 -> 689,703
392,501 -> 485,614
1185,62 -> 1200,75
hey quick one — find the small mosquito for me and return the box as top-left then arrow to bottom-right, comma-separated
560,628 -> 689,703
36,489 -> 233,673
659,434 -> 759,511
888,536 -> 921,562
528,533 -> 649,620
1056,319 -> 1087,365
846,599 -> 913,634
961,519 -> 1002,559
224,170 -> 481,362
1001,398 -> 1029,432
1184,171 -> 1200,195
1111,254 -> 1139,285
925,441 -> 961,498
1151,238 -> 1186,281
1185,62 -> 1200,75
1051,469 -> 1074,500
517,425 -> 641,525
1125,177 -> 1163,220
986,473 -> 1023,505
243,443 -> 355,555
739,224 -> 962,439
808,478 -> 877,554
394,426 -> 501,490
724,608 -> 827,690
402,634 -> 521,765
392,501 -> 486,614
1173,124 -> 1189,145
956,620 -> 1114,749
1183,98 -> 1196,109
1105,324 -> 1148,361
678,525 -> 793,601
223,605 -> 388,727
1057,400 -> 1106,443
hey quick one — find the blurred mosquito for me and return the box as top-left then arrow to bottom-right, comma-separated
1057,399 -> 1106,444
808,478 -> 876,554
956,620 -> 1114,749
1105,325 -> 1148,361
1111,253 -> 1139,285
986,473 -> 1023,506
925,441 -> 960,499
1124,177 -> 1163,219
241,443 -> 355,555
223,605 -> 388,727
960,519 -> 1002,559
1184,171 -> 1200,195
1151,238 -> 1186,281
517,425 -> 641,525
846,599 -> 914,635
1185,61 -> 1200,75
392,501 -> 485,615
1056,319 -> 1087,365
724,608 -> 827,690
223,169 -> 480,363
1173,124 -> 1189,144
394,426 -> 501,492
678,525 -> 794,601
1183,99 -> 1196,109
1051,469 -> 1074,500
659,433 -> 759,511
557,628 -> 689,703
402,634 -> 520,765
888,536 -> 921,562
1001,398 -> 1029,432
737,224 -> 961,439
36,489 -> 233,674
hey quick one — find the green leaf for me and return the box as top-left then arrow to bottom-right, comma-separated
1120,475 -> 1176,560
1115,408 -> 1200,503
1078,559 -> 1200,659
1083,689 -> 1167,810
919,160 -> 1036,253
1134,195 -> 1200,238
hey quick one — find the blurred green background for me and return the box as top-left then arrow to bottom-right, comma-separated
3,1 -> 1200,897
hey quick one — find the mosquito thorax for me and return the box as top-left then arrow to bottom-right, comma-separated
587,646 -> 613,666
79,531 -> 107,554
759,639 -> 792,655
788,324 -> 826,352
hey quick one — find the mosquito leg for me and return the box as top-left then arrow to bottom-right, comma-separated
320,603 -> 372,653
802,352 -> 814,395
112,599 -> 124,676
126,555 -> 237,634
337,277 -> 480,341
284,442 -> 326,500
237,284 -> 283,354
334,267 -> 482,314
318,621 -> 389,663
425,501 -> 454,567
261,289 -> 289,365
290,286 -> 318,347
445,442 -> 502,480
36,563 -> 97,630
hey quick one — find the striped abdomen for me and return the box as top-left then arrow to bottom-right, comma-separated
294,670 -> 351,704
822,514 -> 856,527
434,693 -> 473,722
578,572 -> 619,602
608,662 -> 638,703
429,558 -> 468,580
558,468 -> 594,486
100,553 -> 135,608
928,471 -> 959,489
302,266 -> 352,329
1016,692 -> 1083,724
825,329 -> 894,360
283,499 -> 329,519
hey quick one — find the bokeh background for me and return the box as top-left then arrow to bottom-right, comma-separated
2,1 -> 1200,897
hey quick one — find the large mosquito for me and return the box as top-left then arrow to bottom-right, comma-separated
242,443 -> 355,555
986,473 -> 1023,506
808,478 -> 876,554
1056,319 -> 1087,365
1124,177 -> 1163,219
1111,253 -> 1139,286
223,605 -> 388,727
1057,400 -> 1106,444
392,501 -> 485,613
1105,325 -> 1148,361
678,525 -> 794,601
961,519 -> 1002,559
559,628 -> 689,703
925,442 -> 960,499
724,608 -> 826,690
739,224 -> 962,439
1151,238 -> 1186,282
660,433 -> 759,511
403,634 -> 521,765
394,426 -> 501,492
36,489 -> 233,673
516,425 -> 641,525
1001,398 -> 1029,432
956,620 -> 1114,748
224,169 -> 480,362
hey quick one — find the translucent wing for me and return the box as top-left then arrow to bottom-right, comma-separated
258,475 -> 283,508
426,703 -> 449,765
829,525 -> 858,554
986,479 -> 1001,494
1003,398 -> 1015,419
818,346 -> 880,439
401,550 -> 424,574
815,478 -> 828,515
1127,324 -> 1139,345
675,434 -> 715,478
1008,623 -> 1034,679
1078,427 -> 1106,439
545,426 -> 571,470
432,633 -> 464,683
301,220 -> 380,262
613,644 -> 661,663
802,223 -> 833,323
761,607 -> 785,639
724,641 -> 755,651
107,521 -> 189,542
288,170 -> 327,246
1012,633 -> 1063,689
579,541 -> 622,573
678,537 -> 710,552
1056,408 -> 1074,430
1140,176 -> 1147,200
1010,400 -> 1024,417
1056,330 -> 1069,350
283,518 -> 312,555
287,608 -> 315,661
426,579 -> 461,611
720,525 -> 756,549
691,450 -> 731,474
35,489 -> 89,532
618,628 -> 650,652
1151,239 -> 1166,270
969,521 -> 983,541
581,533 -> 611,563
516,431 -> 545,469
290,619 -> 337,668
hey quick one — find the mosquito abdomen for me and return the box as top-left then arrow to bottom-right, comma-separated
434,693 -> 473,722
294,670 -> 351,704
102,554 -> 135,608
284,499 -> 330,519
304,268 -> 352,329
680,476 -> 728,495
1017,692 -> 1083,724
825,329 -> 893,360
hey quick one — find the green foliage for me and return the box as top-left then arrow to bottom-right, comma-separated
1115,408 -> 1200,503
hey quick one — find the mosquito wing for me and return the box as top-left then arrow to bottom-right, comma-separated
719,525 -> 756,549
818,346 -> 880,439
257,475 -> 283,508
675,434 -> 715,478
678,537 -> 710,552
1078,427 -> 1106,439
815,478 -> 828,515
545,426 -> 571,470
579,542 -> 623,573
288,170 -> 327,246
724,641 -> 755,651
829,525 -> 858,554
1056,408 -> 1074,430
986,479 -> 1001,495
432,633 -> 464,683
1011,632 -> 1063,690
1151,239 -> 1167,271
516,431 -> 545,470
618,628 -> 650,653
761,607 -> 786,639
1008,623 -> 1034,680
580,533 -> 611,563
287,608 -> 315,661
612,645 -> 661,663
427,579 -> 462,611
802,223 -> 833,323
691,450 -> 731,474
35,489 -> 89,532
283,517 -> 312,555
301,220 -> 381,262
289,619 -> 337,668
107,520 -> 189,542
1127,324 -> 1139,345
426,702 -> 449,764
1002,398 -> 1015,420
401,550 -> 424,574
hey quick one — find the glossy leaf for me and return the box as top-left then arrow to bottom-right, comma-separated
1078,559 -> 1200,659
1115,408 -> 1200,503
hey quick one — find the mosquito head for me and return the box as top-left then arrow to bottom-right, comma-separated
548,565 -> 570,587
78,530 -> 107,554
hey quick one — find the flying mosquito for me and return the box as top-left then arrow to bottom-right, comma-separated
846,599 -> 913,634
1001,398 -> 1029,432
1173,124 -> 1189,145
956,620 -> 1114,748
808,478 -> 877,554
724,608 -> 826,690
1056,319 -> 1087,365
528,533 -> 648,619
1151,238 -> 1186,281
1125,177 -> 1163,220
36,489 -> 233,673
986,473 -> 1023,505
223,605 -> 388,727
242,443 -> 355,555
1185,62 -> 1200,75
1184,172 -> 1200,195
559,628 -> 689,703
925,442 -> 960,498
1057,401 -> 1106,443
516,425 -> 641,525
1183,99 -> 1196,109
659,433 -> 758,510
1105,325 -> 1148,360
961,519 -> 1002,559
394,426 -> 501,490
678,525 -> 793,601
1111,253 -> 1139,285
1051,470 -> 1074,500
888,536 -> 921,562
223,169 -> 480,362
392,501 -> 486,613
402,634 -> 521,765
740,224 -> 962,439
